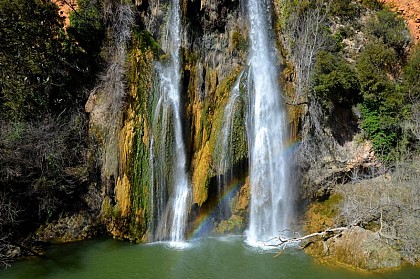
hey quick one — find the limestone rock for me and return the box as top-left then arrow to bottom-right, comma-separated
305,226 -> 402,270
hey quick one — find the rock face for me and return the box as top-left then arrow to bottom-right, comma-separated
305,226 -> 402,270
88,0 -> 251,241
82,0 -> 413,271
52,0 -> 78,29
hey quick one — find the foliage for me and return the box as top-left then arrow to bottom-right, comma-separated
0,113 -> 92,263
361,0 -> 384,11
312,50 -> 360,111
365,9 -> 410,57
402,45 -> 420,144
403,45 -> 420,99
355,41 -> 412,159
0,0 -> 63,119
0,0 -> 104,120
356,42 -> 397,102
358,104 -> 399,158
68,0 -> 104,55
297,0 -> 415,161
329,0 -> 360,19
0,0 -> 104,265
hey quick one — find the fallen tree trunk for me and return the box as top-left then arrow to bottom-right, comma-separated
265,227 -> 349,256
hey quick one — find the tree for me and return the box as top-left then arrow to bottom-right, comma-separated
402,45 -> 420,143
365,9 -> 411,57
0,0 -> 65,119
355,40 -> 417,158
312,50 -> 360,112
403,45 -> 420,101
0,0 -> 103,120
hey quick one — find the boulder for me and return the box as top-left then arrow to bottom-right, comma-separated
305,226 -> 402,270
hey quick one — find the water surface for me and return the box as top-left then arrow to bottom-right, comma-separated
2,236 -> 419,279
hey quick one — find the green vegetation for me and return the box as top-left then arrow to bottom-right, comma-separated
0,0 -> 104,266
365,9 -> 410,57
361,0 -> 384,11
308,1 -> 418,160
0,0 -> 103,120
329,0 -> 359,19
68,0 -> 104,55
355,7 -> 415,159
312,50 -> 360,111
282,0 -> 419,265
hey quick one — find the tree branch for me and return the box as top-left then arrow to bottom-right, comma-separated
264,227 -> 349,257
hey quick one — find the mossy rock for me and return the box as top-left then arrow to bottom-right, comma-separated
304,192 -> 342,233
215,215 -> 245,234
305,226 -> 402,270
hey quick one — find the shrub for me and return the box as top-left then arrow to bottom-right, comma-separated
356,42 -> 413,159
0,0 -> 104,121
365,9 -> 410,57
339,158 -> 420,263
361,0 -> 384,11
329,0 -> 359,20
356,42 -> 397,105
403,45 -> 420,99
312,50 -> 360,111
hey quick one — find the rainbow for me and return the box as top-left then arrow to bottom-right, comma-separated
188,178 -> 244,240
187,138 -> 300,240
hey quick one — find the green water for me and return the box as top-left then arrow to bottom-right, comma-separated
2,236 -> 419,279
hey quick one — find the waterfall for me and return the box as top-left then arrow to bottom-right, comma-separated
216,73 -> 244,220
245,0 -> 292,244
150,0 -> 190,243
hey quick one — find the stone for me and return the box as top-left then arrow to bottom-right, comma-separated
305,226 -> 402,270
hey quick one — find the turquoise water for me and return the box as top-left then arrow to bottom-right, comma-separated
2,236 -> 419,279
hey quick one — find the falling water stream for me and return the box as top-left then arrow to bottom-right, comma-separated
246,0 -> 292,245
2,2 -> 419,278
216,72 -> 245,219
150,0 -> 190,243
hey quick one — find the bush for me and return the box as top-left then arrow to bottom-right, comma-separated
312,50 -> 360,111
67,0 -> 104,55
365,9 -> 410,57
358,104 -> 398,157
356,42 -> 397,105
361,0 -> 384,11
356,41 -> 414,159
402,45 -> 420,144
0,113 -> 90,240
0,0 -> 64,119
339,158 -> 420,263
329,0 -> 359,19
0,0 -> 104,121
403,45 -> 420,99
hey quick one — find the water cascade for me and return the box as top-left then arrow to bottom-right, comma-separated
150,0 -> 190,243
215,73 -> 245,219
245,0 -> 292,244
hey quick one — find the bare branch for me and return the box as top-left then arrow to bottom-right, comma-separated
265,227 -> 349,256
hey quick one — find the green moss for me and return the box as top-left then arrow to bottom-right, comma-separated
305,192 -> 343,233
191,67 -> 248,205
184,49 -> 199,65
319,193 -> 342,218
131,29 -> 162,58
208,67 -> 244,155
102,27 -> 159,242
231,31 -> 248,52
215,215 -> 245,234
